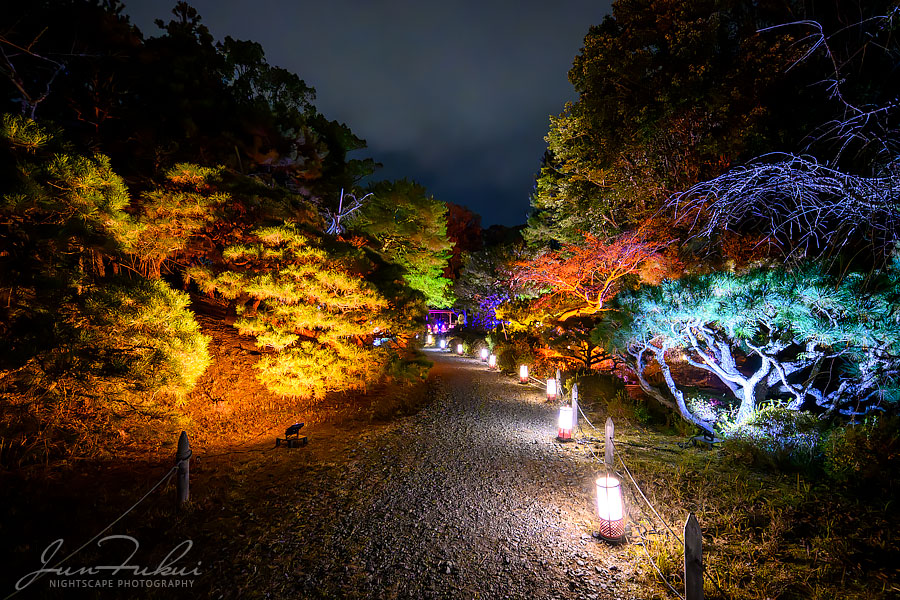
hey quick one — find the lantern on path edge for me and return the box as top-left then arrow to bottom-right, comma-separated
546,378 -> 557,402
480,348 -> 489,362
519,364 -> 529,384
557,405 -> 573,441
595,475 -> 625,541
439,339 -> 446,350
426,333 -> 434,346
488,354 -> 497,369
456,343 -> 464,355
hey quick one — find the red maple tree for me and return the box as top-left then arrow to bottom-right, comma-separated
515,227 -> 669,321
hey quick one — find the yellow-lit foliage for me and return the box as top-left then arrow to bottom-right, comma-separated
77,278 -> 211,396
129,163 -> 227,278
190,224 -> 393,398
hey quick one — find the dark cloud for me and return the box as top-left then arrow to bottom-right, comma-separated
123,0 -> 612,225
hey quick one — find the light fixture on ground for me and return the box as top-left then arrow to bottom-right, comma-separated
519,364 -> 528,384
456,343 -> 464,355
439,339 -> 446,349
546,377 -> 557,402
595,475 -> 626,541
426,333 -> 434,346
488,354 -> 497,369
557,405 -> 573,441
480,348 -> 488,362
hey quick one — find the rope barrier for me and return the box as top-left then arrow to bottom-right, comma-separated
570,402 -> 690,597
614,444 -> 685,546
632,525 -> 687,600
573,402 -> 731,599
4,466 -> 178,600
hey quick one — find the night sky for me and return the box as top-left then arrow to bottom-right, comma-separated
122,0 -> 613,226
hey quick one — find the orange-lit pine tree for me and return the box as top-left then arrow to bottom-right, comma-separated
189,224 -> 394,398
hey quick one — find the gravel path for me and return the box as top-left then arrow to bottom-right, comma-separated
221,350 -> 640,599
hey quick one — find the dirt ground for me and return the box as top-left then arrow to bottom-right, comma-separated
2,350 -> 643,599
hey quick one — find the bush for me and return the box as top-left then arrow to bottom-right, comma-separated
723,405 -> 822,471
192,224 -> 398,399
607,390 -> 653,425
0,278 -> 210,466
447,337 -> 466,354
494,332 -> 536,374
823,416 -> 900,492
469,338 -> 490,359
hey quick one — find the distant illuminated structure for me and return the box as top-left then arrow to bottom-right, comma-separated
426,309 -> 463,334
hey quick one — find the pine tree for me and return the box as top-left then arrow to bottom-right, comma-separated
190,224 -> 395,398
0,115 -> 211,462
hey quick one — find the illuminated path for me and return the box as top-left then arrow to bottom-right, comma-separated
207,350 -> 639,599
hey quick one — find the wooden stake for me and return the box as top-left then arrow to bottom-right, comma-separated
176,431 -> 191,509
685,513 -> 703,600
571,383 -> 579,430
605,417 -> 614,468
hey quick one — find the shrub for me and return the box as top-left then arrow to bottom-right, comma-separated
191,224 -> 396,399
494,332 -> 536,374
723,405 -> 822,470
823,416 -> 900,492
607,390 -> 653,425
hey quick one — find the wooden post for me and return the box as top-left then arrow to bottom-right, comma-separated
571,383 -> 579,430
685,513 -> 703,600
175,430 -> 191,509
605,417 -> 614,467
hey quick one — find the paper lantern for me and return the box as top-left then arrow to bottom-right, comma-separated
595,476 -> 625,540
546,378 -> 557,401
557,405 -> 573,441
426,334 -> 434,346
480,348 -> 489,362
439,339 -> 447,349
456,343 -> 464,355
519,364 -> 528,384
488,354 -> 497,369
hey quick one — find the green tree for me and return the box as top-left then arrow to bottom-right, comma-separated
129,163 -> 227,278
455,236 -> 530,330
350,179 -> 454,307
526,0 -> 825,246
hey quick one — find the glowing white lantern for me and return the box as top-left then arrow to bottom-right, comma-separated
439,339 -> 447,349
480,348 -> 489,362
557,405 -> 573,441
519,364 -> 529,384
595,476 -> 625,540
546,378 -> 557,401
456,343 -> 464,355
488,354 -> 497,369
426,334 -> 434,346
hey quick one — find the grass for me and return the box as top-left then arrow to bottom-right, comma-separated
576,394 -> 900,600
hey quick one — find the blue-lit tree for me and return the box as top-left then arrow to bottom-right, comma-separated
613,266 -> 900,428
455,241 -> 532,331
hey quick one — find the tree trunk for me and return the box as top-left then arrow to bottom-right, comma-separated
653,345 -> 709,429
736,359 -> 771,424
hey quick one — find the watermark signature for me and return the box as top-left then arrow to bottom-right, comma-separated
13,535 -> 201,593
